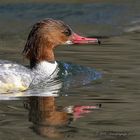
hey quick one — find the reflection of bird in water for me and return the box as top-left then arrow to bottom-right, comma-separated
25,96 -> 73,138
24,96 -> 101,138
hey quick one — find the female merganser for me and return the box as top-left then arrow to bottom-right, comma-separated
0,18 -> 99,93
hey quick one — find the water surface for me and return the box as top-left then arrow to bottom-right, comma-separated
0,0 -> 140,140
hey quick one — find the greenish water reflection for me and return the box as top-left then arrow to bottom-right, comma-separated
0,0 -> 140,140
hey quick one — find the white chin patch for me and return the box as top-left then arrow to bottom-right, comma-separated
64,40 -> 73,45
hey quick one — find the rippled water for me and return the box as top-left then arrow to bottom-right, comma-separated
0,0 -> 140,140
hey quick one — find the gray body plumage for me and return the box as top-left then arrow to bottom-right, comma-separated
0,60 -> 58,93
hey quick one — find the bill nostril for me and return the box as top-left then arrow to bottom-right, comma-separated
81,37 -> 85,40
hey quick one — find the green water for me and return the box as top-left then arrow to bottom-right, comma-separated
0,0 -> 140,140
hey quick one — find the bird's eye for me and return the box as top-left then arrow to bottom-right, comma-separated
63,28 -> 72,36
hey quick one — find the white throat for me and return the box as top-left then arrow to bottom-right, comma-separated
34,61 -> 58,77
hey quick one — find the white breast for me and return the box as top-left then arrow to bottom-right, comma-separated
31,61 -> 59,86
34,61 -> 58,77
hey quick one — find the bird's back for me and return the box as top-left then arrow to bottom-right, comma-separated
0,60 -> 32,93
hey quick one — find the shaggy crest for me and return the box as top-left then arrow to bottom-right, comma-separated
22,19 -> 72,67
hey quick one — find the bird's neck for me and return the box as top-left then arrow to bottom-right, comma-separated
30,48 -> 55,69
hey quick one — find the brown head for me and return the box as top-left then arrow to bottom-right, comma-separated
22,18 -> 99,68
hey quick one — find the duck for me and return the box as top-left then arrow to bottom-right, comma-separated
0,18 -> 99,93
